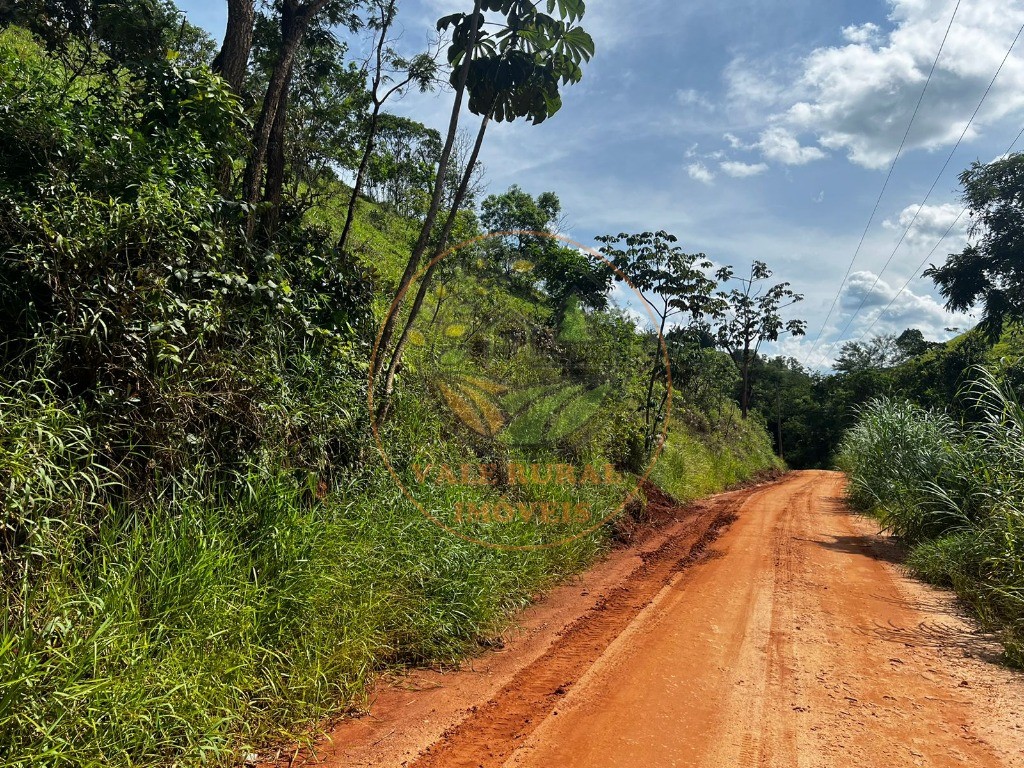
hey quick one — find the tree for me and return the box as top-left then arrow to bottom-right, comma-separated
373,0 -> 595,412
249,8 -> 367,235
241,0 -> 361,235
477,186 -> 609,310
436,127 -> 489,216
480,185 -> 561,280
714,260 -> 806,419
925,153 -> 1024,341
664,328 -> 738,419
369,0 -> 484,387
337,0 -> 438,255
0,22 -> 373,482
3,0 -> 214,70
364,114 -> 442,216
481,185 -> 560,235
597,231 -> 722,453
833,333 -> 902,374
749,356 -> 815,463
0,25 -> 244,447
212,0 -> 256,91
895,328 -> 937,360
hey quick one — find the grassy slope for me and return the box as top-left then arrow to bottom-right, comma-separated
652,407 -> 784,503
324,191 -> 784,504
0,193 -> 785,768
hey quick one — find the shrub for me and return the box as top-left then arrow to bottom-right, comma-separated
836,397 -> 966,540
840,370 -> 1024,663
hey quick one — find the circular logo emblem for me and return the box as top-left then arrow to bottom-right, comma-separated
369,231 -> 672,550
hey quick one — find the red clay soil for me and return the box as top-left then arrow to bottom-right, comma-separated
264,471 -> 1024,767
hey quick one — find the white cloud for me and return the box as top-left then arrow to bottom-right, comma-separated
882,201 -> 969,243
723,132 -> 746,149
756,126 -> 827,165
726,0 -> 1024,169
795,268 -> 968,368
840,269 -> 965,336
677,88 -> 715,111
720,160 -> 769,177
687,161 -> 716,184
842,22 -> 881,46
723,56 -> 789,116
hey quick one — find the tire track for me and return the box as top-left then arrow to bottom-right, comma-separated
409,496 -> 746,768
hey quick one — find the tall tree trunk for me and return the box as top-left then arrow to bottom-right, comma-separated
338,102 -> 382,255
377,110 -> 491,416
740,347 -> 751,419
643,304 -> 669,454
242,0 -> 327,237
776,386 -> 784,460
372,1 -> 482,379
212,0 -> 256,191
212,0 -> 256,92
261,78 -> 290,240
339,0 -> 397,255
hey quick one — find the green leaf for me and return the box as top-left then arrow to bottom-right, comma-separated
437,12 -> 463,31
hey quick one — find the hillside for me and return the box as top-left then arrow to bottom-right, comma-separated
0,25 -> 784,763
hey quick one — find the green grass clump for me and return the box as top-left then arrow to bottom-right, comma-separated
0,460 -> 606,767
838,369 -> 1024,665
650,403 -> 783,504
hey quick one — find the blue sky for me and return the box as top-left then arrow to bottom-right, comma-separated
179,0 -> 1024,367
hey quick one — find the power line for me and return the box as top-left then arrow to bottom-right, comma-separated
816,19 -> 1024,362
842,121 -> 1024,351
848,208 -> 968,347
801,0 -> 963,365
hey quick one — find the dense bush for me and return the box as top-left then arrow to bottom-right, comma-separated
0,24 -> 374,480
0,18 -> 785,768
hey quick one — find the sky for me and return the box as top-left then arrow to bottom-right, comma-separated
178,0 -> 1024,368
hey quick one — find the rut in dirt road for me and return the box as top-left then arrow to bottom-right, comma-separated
409,497 -> 739,768
305,471 -> 1024,768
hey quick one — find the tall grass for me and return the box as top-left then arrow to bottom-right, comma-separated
0,375 -> 611,767
838,369 -> 1024,663
836,397 -> 966,540
0,466 -> 604,766
651,403 -> 783,503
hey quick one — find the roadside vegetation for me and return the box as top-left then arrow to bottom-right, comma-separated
838,370 -> 1024,665
0,4 -> 793,766
833,149 -> 1024,666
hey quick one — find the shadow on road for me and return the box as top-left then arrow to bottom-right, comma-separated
805,532 -> 905,566
808,488 -> 1017,670
857,620 -> 1008,667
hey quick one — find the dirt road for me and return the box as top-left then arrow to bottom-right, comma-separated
302,470 -> 1024,767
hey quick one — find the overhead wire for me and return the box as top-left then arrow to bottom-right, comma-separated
801,0 -> 964,365
846,121 -> 1024,348
810,18 -> 1024,366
